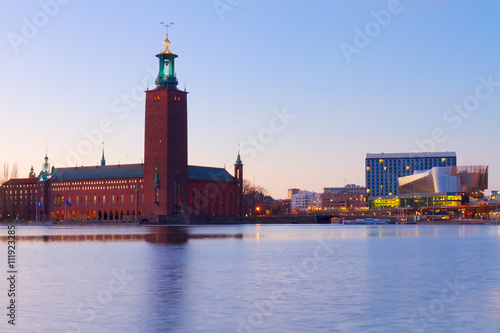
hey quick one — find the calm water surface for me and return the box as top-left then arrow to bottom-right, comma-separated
1,224 -> 500,332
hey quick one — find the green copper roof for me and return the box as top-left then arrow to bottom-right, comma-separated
46,164 -> 237,182
188,165 -> 237,182
235,152 -> 242,165
50,164 -> 144,181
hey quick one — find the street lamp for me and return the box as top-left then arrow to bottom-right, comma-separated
135,182 -> 139,222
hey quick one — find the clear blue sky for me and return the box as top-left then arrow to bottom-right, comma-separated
1,0 -> 499,199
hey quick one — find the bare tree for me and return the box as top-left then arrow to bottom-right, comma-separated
10,163 -> 18,179
242,179 -> 273,215
1,162 -> 9,184
243,179 -> 268,197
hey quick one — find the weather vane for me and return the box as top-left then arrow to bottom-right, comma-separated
160,22 -> 174,34
160,22 -> 174,54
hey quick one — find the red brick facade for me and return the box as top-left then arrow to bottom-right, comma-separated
0,167 -> 242,221
144,88 -> 188,215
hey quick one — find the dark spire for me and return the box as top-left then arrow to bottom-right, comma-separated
101,143 -> 106,166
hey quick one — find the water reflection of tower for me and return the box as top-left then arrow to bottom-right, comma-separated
141,223 -> 189,331
143,227 -> 189,244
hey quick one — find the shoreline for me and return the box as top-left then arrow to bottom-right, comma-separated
0,218 -> 499,226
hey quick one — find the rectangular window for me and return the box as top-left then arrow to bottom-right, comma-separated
94,195 -> 97,206
121,195 -> 124,205
112,195 -> 115,205
130,195 -> 134,204
85,196 -> 88,205
76,195 -> 79,206
103,195 -> 106,205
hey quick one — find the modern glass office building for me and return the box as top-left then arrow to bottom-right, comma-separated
365,152 -> 457,197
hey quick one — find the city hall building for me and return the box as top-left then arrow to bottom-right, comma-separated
0,32 -> 243,222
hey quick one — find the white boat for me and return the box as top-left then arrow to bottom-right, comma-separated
339,218 -> 389,225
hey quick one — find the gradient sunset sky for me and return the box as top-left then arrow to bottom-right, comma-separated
1,0 -> 499,198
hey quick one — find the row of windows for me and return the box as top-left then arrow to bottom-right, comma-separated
152,95 -> 182,101
53,194 -> 144,206
3,184 -> 38,189
368,165 -> 436,170
325,198 -> 364,202
323,194 -> 365,197
367,163 -> 453,172
5,189 -> 38,195
55,180 -> 143,186
4,196 -> 44,206
323,202 -> 365,206
50,185 -> 143,192
367,158 -> 455,165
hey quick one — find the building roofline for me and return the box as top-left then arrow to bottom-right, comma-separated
366,152 -> 456,159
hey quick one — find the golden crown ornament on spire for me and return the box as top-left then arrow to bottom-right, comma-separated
160,22 -> 174,54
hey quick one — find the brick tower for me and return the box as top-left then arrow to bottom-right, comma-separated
143,30 -> 188,216
234,151 -> 243,215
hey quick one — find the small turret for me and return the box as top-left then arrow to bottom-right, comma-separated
28,166 -> 36,178
42,151 -> 50,174
234,150 -> 243,181
235,151 -> 242,165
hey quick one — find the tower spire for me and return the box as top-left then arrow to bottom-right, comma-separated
160,22 -> 174,54
155,22 -> 178,89
43,150 -> 50,174
101,142 -> 106,166
235,150 -> 242,165
235,144 -> 242,165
